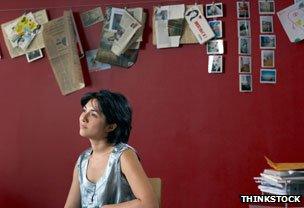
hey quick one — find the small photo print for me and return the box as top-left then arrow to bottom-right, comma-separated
260,16 -> 273,33
259,0 -> 275,14
207,39 -> 224,54
239,74 -> 252,92
261,50 -> 275,68
239,56 -> 252,73
260,69 -> 276,84
238,37 -> 251,55
208,20 -> 223,38
238,20 -> 251,37
260,35 -> 276,49
208,55 -> 223,73
26,49 -> 43,63
206,3 -> 224,18
85,49 -> 111,71
237,1 -> 250,19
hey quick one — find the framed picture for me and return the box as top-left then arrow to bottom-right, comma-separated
238,37 -> 251,55
26,49 -> 43,63
237,1 -> 250,19
239,56 -> 252,73
260,69 -> 276,84
260,35 -> 276,49
260,16 -> 274,33
206,3 -> 224,18
239,74 -> 252,92
208,55 -> 223,73
109,7 -> 125,32
238,20 -> 251,37
259,0 -> 275,14
206,39 -> 224,54
208,20 -> 223,38
261,50 -> 275,68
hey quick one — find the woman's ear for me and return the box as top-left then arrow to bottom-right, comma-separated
106,123 -> 117,132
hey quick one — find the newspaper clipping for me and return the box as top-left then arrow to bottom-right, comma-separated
42,10 -> 84,95
80,7 -> 104,27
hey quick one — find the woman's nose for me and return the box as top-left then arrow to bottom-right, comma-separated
80,112 -> 88,122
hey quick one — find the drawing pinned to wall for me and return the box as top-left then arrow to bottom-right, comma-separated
238,20 -> 251,37
238,37 -> 251,55
261,50 -> 275,68
278,1 -> 304,42
260,35 -> 276,49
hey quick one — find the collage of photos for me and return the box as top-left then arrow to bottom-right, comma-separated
206,3 -> 225,74
237,1 -> 252,92
259,0 -> 276,84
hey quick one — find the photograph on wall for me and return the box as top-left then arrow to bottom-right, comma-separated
208,20 -> 222,38
259,0 -> 275,14
260,16 -> 273,33
85,49 -> 111,71
238,20 -> 251,37
239,56 -> 251,73
80,7 -> 104,27
109,7 -> 125,32
261,50 -> 275,68
238,37 -> 251,55
237,1 -> 250,19
208,55 -> 223,73
205,3 -> 224,18
260,69 -> 276,84
239,74 -> 252,92
206,39 -> 224,54
260,35 -> 276,49
26,49 -> 43,63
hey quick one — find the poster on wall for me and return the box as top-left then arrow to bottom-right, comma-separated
277,1 -> 304,42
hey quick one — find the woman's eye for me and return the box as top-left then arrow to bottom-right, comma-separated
90,112 -> 98,117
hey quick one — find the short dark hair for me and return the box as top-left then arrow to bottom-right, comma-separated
80,90 -> 132,144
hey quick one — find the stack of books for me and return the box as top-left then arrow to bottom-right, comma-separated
254,169 -> 304,195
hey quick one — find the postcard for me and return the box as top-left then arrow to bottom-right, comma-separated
80,7 -> 104,27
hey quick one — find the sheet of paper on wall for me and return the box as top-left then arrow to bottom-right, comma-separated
42,10 -> 85,95
80,7 -> 104,27
95,7 -> 146,68
185,5 -> 215,44
1,10 -> 48,58
111,9 -> 141,56
154,4 -> 185,49
152,5 -> 204,45
277,1 -> 304,42
85,49 -> 111,71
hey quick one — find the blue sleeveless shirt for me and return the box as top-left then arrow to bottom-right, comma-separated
76,143 -> 136,208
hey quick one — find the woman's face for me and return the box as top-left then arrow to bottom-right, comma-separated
79,99 -> 109,140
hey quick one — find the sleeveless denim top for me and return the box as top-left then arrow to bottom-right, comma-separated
76,143 -> 136,208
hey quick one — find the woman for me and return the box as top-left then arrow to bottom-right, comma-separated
64,90 -> 158,208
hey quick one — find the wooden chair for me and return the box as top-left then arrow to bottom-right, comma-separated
149,178 -> 161,207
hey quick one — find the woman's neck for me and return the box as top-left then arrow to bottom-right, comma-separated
89,139 -> 113,156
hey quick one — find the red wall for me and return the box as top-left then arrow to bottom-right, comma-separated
0,0 -> 304,207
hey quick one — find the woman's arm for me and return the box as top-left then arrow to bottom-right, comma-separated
102,149 -> 159,208
64,165 -> 81,208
